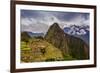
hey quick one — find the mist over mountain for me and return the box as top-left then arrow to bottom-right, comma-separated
64,24 -> 89,45
27,32 -> 44,37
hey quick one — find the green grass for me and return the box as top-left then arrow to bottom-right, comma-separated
21,41 -> 31,50
21,38 -> 64,62
21,38 -> 77,63
63,54 -> 76,61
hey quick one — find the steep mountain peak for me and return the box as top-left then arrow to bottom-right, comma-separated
45,22 -> 69,55
45,22 -> 64,37
50,22 -> 60,29
45,23 -> 89,59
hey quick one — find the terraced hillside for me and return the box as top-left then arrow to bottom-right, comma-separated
21,38 -> 64,62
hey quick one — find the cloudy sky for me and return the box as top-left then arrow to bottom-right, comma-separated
21,9 -> 90,33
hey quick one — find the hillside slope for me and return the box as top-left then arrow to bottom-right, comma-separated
45,23 -> 89,60
21,38 -> 64,62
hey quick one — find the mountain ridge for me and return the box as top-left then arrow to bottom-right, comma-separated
64,25 -> 89,45
45,23 -> 89,60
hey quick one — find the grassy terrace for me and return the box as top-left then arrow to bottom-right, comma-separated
21,38 -> 75,63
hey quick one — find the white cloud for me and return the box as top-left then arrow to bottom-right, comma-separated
79,29 -> 86,35
21,17 -> 49,33
21,12 -> 89,33
21,17 -> 35,26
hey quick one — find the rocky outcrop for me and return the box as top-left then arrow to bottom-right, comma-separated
45,23 -> 89,59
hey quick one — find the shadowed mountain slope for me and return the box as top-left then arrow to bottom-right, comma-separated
45,23 -> 89,59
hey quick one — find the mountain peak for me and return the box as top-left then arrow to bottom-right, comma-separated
53,23 -> 59,26
50,23 -> 60,29
45,23 -> 89,59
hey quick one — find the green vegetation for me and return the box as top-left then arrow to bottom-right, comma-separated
63,54 -> 76,60
21,38 -> 64,62
21,41 -> 31,50
21,37 -> 77,62
67,37 -> 88,59
20,23 -> 89,63
21,32 -> 30,42
45,23 -> 89,60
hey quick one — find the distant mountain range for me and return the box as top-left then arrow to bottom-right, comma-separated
21,31 -> 44,38
27,32 -> 44,37
63,25 -> 89,45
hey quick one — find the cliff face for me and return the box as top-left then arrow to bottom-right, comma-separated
45,23 -> 69,55
66,35 -> 89,59
45,23 -> 89,59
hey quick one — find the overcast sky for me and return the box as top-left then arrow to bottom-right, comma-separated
21,10 -> 90,33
